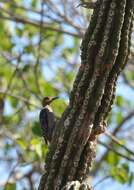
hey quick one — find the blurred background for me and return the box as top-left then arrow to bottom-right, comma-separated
0,0 -> 134,189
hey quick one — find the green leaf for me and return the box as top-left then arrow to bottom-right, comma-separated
122,163 -> 129,173
62,47 -> 74,59
52,99 -> 67,117
41,81 -> 59,96
31,138 -> 42,157
116,111 -> 123,125
17,138 -> 27,150
116,95 -> 124,107
8,97 -> 19,108
32,121 -> 42,137
5,183 -> 16,190
31,138 -> 40,146
35,143 -> 42,157
22,64 -> 31,72
31,0 -> 37,8
73,37 -> 79,49
0,22 -> 12,50
106,151 -> 120,166
25,44 -> 34,53
24,150 -> 38,162
111,164 -> 130,184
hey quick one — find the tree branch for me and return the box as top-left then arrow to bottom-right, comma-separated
98,140 -> 134,162
0,14 -> 81,38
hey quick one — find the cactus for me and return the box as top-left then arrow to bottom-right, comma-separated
38,0 -> 134,189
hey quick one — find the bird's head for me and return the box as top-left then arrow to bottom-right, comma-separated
42,96 -> 59,107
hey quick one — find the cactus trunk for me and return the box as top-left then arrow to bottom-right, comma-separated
38,0 -> 134,189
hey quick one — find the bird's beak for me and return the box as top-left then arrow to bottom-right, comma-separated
51,96 -> 59,102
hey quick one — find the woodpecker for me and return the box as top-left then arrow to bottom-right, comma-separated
39,96 -> 58,144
